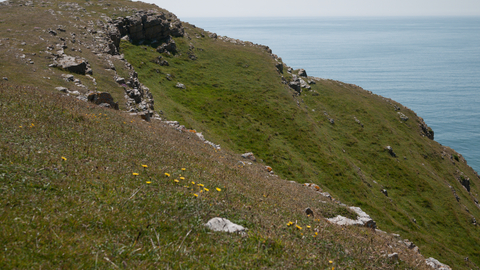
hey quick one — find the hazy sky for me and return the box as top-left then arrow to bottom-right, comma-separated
145,0 -> 480,18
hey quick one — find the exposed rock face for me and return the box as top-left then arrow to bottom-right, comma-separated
110,11 -> 184,45
289,75 -> 302,94
419,117 -> 434,140
298,68 -> 307,77
205,217 -> 247,234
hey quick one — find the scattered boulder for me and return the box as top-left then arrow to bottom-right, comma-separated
326,206 -> 376,228
87,92 -> 119,110
55,86 -> 69,93
305,207 -> 314,217
298,68 -> 307,77
156,37 -> 177,54
385,146 -> 396,157
2,77 -> 7,81
275,60 -> 283,73
461,177 -> 470,192
241,152 -> 256,162
61,74 -> 74,82
55,55 -> 89,75
115,77 -> 126,85
175,82 -> 186,89
398,112 -> 409,121
387,253 -> 399,262
205,217 -> 247,234
425,257 -> 452,270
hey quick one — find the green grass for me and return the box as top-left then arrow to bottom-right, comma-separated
0,82 -> 426,269
1,0 -> 480,268
120,21 -> 480,268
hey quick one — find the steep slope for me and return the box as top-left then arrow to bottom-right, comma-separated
0,0 -> 479,268
120,13 -> 480,269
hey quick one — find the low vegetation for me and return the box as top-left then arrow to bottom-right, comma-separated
0,0 -> 479,268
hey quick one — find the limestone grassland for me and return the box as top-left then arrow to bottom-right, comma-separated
0,0 -> 479,269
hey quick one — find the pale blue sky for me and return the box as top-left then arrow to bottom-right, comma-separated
145,0 -> 480,18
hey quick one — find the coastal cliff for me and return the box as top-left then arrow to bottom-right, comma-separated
0,0 -> 479,268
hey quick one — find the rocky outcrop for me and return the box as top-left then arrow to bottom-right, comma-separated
106,10 -> 184,54
419,117 -> 434,140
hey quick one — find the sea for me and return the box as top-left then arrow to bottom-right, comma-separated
183,16 -> 480,173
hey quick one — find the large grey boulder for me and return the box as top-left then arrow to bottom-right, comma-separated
425,257 -> 452,270
55,55 -> 88,75
205,217 -> 246,234
326,206 -> 376,228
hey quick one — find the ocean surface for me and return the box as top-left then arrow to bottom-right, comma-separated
184,16 -> 480,173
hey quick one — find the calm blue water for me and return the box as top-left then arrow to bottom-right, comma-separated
184,17 -> 480,173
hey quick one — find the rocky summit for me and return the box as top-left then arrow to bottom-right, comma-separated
0,0 -> 479,269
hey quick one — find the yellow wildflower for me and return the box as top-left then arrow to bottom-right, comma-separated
142,164 -> 148,168
197,184 -> 204,187
180,177 -> 185,180
164,173 -> 170,177
329,260 -> 333,264
216,187 -> 221,192
287,221 -> 293,227
315,232 -> 318,236
146,181 -> 151,184
191,181 -> 195,185
296,225 -> 302,230
132,173 -> 139,176
174,179 -> 180,183
181,168 -> 186,171
193,193 -> 198,197
307,225 -> 311,229
61,156 -> 67,161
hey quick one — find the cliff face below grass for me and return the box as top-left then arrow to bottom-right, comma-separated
0,0 -> 479,268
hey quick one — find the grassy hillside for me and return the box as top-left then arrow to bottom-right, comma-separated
0,82 -> 430,269
0,0 -> 479,268
121,19 -> 480,268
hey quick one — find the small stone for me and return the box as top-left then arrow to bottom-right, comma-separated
305,207 -> 314,217
55,86 -> 68,92
175,82 -> 186,89
241,152 -> 256,162
2,77 -> 7,81
388,253 -> 399,262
